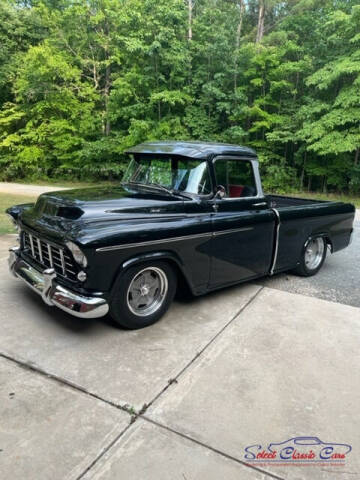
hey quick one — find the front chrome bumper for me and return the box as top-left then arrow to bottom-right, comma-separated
8,247 -> 109,319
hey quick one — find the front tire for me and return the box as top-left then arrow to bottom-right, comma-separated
110,261 -> 177,329
293,236 -> 327,277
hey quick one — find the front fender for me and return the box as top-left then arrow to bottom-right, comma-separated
121,250 -> 184,270
6,203 -> 35,221
113,250 -> 197,295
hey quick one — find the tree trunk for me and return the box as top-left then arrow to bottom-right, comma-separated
155,57 -> 161,121
103,19 -> 111,137
322,175 -> 327,193
207,53 -> 211,119
307,176 -> 312,192
256,0 -> 265,44
234,0 -> 244,92
104,63 -> 111,136
293,71 -> 299,102
93,62 -> 99,90
300,150 -> 307,189
354,147 -> 359,166
188,0 -> 193,41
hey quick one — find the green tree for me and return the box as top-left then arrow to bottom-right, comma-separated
0,42 -> 98,178
0,0 -> 359,193
298,6 -> 360,191
0,0 -> 47,107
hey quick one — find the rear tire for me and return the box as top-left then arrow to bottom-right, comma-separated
293,236 -> 327,277
110,261 -> 177,329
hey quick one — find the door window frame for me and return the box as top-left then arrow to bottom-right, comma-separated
211,155 -> 264,200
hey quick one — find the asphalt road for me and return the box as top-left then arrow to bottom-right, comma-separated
260,210 -> 360,308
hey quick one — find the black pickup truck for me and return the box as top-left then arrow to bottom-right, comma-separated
7,141 -> 355,329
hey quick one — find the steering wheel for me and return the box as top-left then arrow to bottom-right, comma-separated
198,180 -> 207,194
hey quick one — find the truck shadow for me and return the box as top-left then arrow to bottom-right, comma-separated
20,286 -> 114,333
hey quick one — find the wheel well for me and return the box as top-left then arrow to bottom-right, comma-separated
116,256 -> 194,298
324,235 -> 333,253
307,234 -> 333,253
161,259 -> 193,298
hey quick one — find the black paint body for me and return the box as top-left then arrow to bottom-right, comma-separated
7,142 -> 355,300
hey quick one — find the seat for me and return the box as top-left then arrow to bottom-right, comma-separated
229,185 -> 244,197
228,184 -> 256,198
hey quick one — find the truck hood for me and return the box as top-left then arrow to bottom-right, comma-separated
19,185 -> 185,242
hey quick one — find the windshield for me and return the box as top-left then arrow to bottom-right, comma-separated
122,155 -> 212,195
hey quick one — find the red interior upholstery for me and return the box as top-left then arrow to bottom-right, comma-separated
229,185 -> 244,198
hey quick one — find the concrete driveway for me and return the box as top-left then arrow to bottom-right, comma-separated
0,182 -> 69,195
0,232 -> 359,480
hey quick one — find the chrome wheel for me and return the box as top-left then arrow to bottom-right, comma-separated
127,267 -> 168,317
304,238 -> 325,270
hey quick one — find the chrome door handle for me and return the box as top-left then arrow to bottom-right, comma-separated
253,202 -> 267,207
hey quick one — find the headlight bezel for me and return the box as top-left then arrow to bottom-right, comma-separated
6,214 -> 19,231
66,241 -> 88,268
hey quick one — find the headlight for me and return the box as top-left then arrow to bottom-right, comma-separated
6,214 -> 19,231
66,241 -> 87,268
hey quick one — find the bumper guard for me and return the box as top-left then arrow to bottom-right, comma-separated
8,247 -> 109,319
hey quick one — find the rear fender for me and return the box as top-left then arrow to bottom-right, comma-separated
324,235 -> 333,253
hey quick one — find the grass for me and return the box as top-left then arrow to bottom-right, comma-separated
0,193 -> 37,235
290,191 -> 360,208
7,178 -> 118,189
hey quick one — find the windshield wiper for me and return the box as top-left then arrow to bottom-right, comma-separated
171,189 -> 194,200
122,181 -> 173,195
122,181 -> 194,200
149,182 -> 175,195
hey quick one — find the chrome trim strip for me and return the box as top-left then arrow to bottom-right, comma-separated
269,208 -> 280,275
37,238 -> 43,263
59,249 -> 66,276
47,244 -> 54,268
97,227 -> 254,252
96,232 -> 213,252
29,234 -> 35,257
213,227 -> 253,236
83,212 -> 212,225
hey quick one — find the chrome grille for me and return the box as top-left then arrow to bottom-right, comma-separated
22,230 -> 78,280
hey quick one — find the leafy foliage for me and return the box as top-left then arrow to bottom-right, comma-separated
0,0 -> 359,191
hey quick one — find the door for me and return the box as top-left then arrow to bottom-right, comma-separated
209,157 -> 275,287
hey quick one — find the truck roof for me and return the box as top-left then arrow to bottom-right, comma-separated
126,141 -> 257,160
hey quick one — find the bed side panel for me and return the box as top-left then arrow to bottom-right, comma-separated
274,203 -> 355,272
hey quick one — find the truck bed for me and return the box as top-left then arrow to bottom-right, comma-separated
266,194 -> 331,208
265,193 -> 354,275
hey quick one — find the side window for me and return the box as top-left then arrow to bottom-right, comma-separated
214,159 -> 257,198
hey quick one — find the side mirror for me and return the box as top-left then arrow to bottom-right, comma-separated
214,185 -> 226,199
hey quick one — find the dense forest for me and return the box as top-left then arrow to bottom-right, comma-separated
0,0 -> 359,193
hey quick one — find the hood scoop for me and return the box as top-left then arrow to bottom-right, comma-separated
56,206 -> 84,219
34,196 -> 84,219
